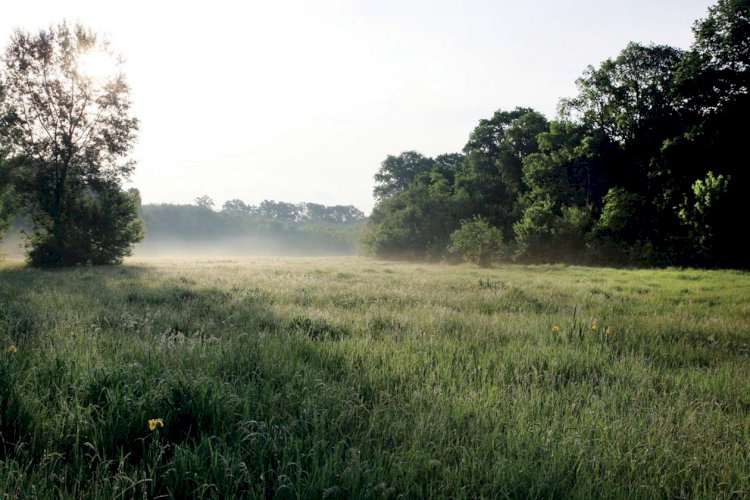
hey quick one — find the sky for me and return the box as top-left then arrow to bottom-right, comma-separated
1,0 -> 716,213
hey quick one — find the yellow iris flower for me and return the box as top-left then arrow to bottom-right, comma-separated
148,418 -> 164,431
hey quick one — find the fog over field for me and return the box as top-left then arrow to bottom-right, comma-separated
133,236 -> 358,258
1,230 -> 362,260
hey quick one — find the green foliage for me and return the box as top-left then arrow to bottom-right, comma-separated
25,183 -> 144,266
2,258 -> 750,497
363,108 -> 549,260
373,151 -> 435,201
459,107 -> 549,232
364,1 -> 750,268
0,201 -> 9,242
0,162 -> 13,243
512,122 -> 600,263
562,43 -> 683,147
363,170 -> 463,259
514,199 -> 591,262
670,2 -> 749,268
678,171 -> 733,264
257,199 -> 299,220
683,0 -> 750,109
586,188 -> 651,265
448,216 -> 504,266
219,199 -> 365,224
597,188 -> 644,235
0,23 -> 141,267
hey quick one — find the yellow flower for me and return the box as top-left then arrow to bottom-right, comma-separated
6,345 -> 17,353
148,418 -> 164,431
551,325 -> 560,333
605,327 -> 613,335
591,324 -> 598,331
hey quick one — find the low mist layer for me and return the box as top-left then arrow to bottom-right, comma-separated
134,236 -> 359,258
137,202 -> 365,257
1,201 -> 367,260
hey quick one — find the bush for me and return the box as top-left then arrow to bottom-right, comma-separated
677,171 -> 736,266
26,183 -> 144,267
588,187 -> 648,265
449,216 -> 505,267
513,198 -> 591,263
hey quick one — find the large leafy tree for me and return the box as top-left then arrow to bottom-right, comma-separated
373,151 -> 435,201
667,0 -> 749,266
0,22 -> 142,266
364,167 -> 463,259
458,107 -> 548,234
678,0 -> 750,112
670,1 -> 749,171
563,43 -> 683,144
514,122 -> 602,261
364,0 -> 748,268
561,43 -> 684,192
558,43 -> 689,262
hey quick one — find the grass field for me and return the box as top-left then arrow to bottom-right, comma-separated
1,257 -> 749,498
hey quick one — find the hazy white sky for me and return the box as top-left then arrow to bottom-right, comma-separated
1,0 -> 715,213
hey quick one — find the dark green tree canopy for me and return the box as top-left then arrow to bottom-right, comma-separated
688,0 -> 750,107
363,0 -> 749,268
373,151 -> 435,201
459,107 -> 549,232
562,43 -> 683,145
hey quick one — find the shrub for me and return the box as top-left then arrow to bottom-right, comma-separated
449,216 -> 505,267
25,183 -> 144,267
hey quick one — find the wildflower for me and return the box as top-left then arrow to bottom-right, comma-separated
6,345 -> 17,353
591,324 -> 598,331
551,325 -> 560,333
605,327 -> 613,335
148,418 -> 164,431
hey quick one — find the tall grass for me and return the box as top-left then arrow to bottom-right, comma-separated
1,257 -> 749,498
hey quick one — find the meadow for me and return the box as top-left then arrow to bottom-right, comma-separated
1,257 -> 749,498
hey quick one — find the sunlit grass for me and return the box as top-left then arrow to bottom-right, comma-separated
1,257 -> 749,498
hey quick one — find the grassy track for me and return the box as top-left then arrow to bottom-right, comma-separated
1,257 -> 749,498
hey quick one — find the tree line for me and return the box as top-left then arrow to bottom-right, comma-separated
137,196 -> 365,253
364,0 -> 748,268
206,196 -> 365,224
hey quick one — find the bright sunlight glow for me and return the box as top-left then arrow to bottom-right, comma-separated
0,0 -> 717,212
77,49 -> 118,83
